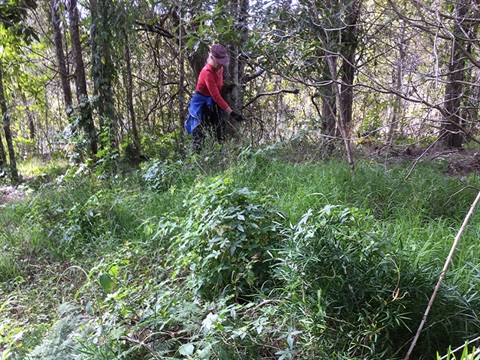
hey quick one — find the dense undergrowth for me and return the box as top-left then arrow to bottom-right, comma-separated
1,143 -> 480,359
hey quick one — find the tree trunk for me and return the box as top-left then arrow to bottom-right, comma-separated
178,5 -> 186,149
439,0 -> 468,148
339,0 -> 362,127
90,0 -> 117,150
223,0 -> 248,137
0,61 -> 19,183
325,54 -> 354,171
387,20 -> 406,146
124,30 -> 140,153
312,1 -> 356,170
68,0 -> 98,156
21,92 -> 35,141
0,73 -> 6,166
50,0 -> 73,117
320,60 -> 337,136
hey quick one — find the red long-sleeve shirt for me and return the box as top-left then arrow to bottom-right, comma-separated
195,63 -> 229,111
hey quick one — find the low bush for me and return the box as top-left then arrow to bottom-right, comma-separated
165,176 -> 281,301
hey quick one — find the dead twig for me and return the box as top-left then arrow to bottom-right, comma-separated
243,88 -> 299,108
404,138 -> 439,180
121,335 -> 163,360
404,190 -> 480,360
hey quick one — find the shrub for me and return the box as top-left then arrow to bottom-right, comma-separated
141,158 -> 196,192
167,176 -> 281,301
273,205 -> 480,359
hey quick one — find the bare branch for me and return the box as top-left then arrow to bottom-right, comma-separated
404,190 -> 480,360
244,88 -> 299,108
135,20 -> 175,39
121,335 -> 163,360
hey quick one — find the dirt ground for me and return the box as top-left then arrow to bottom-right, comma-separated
0,185 -> 28,204
374,146 -> 480,176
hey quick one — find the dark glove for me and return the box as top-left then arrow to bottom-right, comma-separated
230,111 -> 243,121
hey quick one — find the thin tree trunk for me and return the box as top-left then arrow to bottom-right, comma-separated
68,0 -> 98,156
20,91 -> 35,141
339,0 -> 362,127
0,61 -> 19,183
224,0 -> 248,137
178,4 -> 185,149
387,21 -> 406,146
50,0 -> 73,117
320,62 -> 337,136
90,0 -> 117,150
325,54 -> 354,171
312,2 -> 355,170
124,33 -> 140,152
439,0 -> 468,148
0,69 -> 7,166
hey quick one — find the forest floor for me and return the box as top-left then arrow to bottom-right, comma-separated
352,143 -> 480,177
0,185 -> 27,204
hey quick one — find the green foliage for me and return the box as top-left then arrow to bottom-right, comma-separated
0,253 -> 22,282
166,176 -> 281,300
437,343 -> 480,360
0,0 -> 38,42
141,158 -> 196,192
2,147 -> 480,359
27,304 -> 86,360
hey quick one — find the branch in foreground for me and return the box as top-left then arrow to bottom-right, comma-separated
244,88 -> 299,108
121,335 -> 163,360
404,190 -> 480,360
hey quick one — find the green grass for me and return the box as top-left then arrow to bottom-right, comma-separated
1,145 -> 480,359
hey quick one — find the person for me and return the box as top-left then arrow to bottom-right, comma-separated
185,44 -> 243,152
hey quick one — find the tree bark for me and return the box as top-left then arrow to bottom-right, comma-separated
90,0 -> 117,150
223,0 -> 248,136
339,0 -> 362,127
178,4 -> 185,149
124,30 -> 141,153
0,61 -> 19,183
50,0 -> 73,117
311,1 -> 357,170
0,73 -> 7,166
67,0 -> 98,156
439,0 -> 468,148
387,21 -> 406,146
320,60 -> 337,135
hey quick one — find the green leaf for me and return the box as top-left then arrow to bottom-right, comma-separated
179,343 -> 195,356
85,301 -> 94,315
99,273 -> 115,293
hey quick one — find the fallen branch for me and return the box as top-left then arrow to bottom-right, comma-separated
121,335 -> 163,360
404,190 -> 480,360
244,88 -> 299,108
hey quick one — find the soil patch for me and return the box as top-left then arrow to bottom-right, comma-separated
0,186 -> 27,204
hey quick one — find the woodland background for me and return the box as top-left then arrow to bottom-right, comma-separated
1,0 -> 480,175
2,0 -> 480,360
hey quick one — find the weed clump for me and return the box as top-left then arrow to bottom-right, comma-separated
164,176 -> 281,301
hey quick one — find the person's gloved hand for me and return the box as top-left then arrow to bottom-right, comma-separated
230,111 -> 243,121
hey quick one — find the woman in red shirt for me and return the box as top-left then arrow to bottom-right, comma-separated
186,44 -> 243,152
